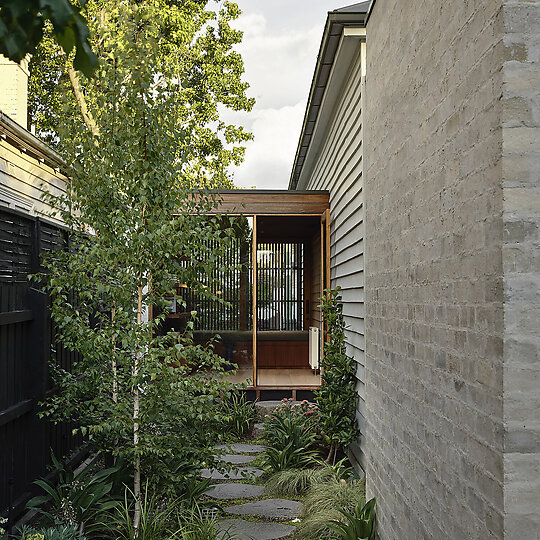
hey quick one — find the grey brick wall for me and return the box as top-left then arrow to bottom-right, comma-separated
364,1 -> 506,538
502,1 -> 540,538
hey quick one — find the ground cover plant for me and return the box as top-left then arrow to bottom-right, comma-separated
17,524 -> 85,540
265,458 -> 353,498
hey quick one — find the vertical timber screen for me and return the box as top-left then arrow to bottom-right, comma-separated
0,206 -> 83,525
257,242 -> 304,331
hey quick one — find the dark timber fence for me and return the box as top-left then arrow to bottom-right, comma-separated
0,205 -> 83,527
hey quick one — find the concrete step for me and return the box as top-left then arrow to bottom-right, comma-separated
214,454 -> 258,465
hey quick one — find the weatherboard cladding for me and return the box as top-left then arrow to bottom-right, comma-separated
289,4 -> 368,190
302,50 -> 366,467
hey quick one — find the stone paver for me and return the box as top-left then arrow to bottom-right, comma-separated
216,519 -> 295,540
215,443 -> 266,454
225,499 -> 302,521
201,467 -> 264,481
253,422 -> 265,438
207,483 -> 265,500
211,440 -> 300,538
214,453 -> 258,465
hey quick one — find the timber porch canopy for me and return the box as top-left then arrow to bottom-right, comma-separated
167,190 -> 331,390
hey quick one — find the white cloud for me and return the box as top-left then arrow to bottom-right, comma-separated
231,102 -> 305,189
222,11 -> 324,189
234,13 -> 322,110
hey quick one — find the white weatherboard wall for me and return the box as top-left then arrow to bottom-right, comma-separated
0,136 -> 67,224
299,45 -> 366,468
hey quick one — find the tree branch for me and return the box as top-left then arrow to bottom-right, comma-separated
67,64 -> 100,137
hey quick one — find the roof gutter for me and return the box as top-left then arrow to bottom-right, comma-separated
365,0 -> 377,24
288,7 -> 368,190
0,110 -> 65,169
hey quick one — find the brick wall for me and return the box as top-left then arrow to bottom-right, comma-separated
364,1 -> 505,538
0,55 -> 29,128
502,1 -> 540,538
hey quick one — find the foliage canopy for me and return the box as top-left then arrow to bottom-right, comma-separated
33,0 -> 254,531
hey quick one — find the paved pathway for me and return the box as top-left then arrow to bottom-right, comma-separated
206,440 -> 301,539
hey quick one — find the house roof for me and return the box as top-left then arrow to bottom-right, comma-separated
0,110 -> 64,169
335,2 -> 371,13
288,2 -> 370,190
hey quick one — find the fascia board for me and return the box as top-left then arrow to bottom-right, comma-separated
295,28 -> 365,190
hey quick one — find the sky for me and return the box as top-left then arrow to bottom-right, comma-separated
222,0 -> 347,190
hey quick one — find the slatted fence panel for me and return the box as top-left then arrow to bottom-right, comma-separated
0,205 -> 82,526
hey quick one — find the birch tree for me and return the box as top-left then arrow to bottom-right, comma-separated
35,0 -> 253,533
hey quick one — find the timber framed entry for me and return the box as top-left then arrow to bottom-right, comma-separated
167,190 -> 330,390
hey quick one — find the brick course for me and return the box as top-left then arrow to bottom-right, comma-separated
365,1 -> 506,538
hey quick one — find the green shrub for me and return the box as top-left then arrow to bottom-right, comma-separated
315,288 -> 359,462
262,414 -> 319,473
328,498 -> 376,540
220,393 -> 255,437
17,524 -> 84,540
264,399 -> 320,442
296,478 -> 366,539
26,453 -> 121,537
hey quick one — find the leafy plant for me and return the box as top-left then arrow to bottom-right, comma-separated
263,400 -> 320,449
17,524 -> 85,540
174,508 -> 225,540
26,453 -> 120,536
0,0 -> 97,77
220,392 -> 256,438
104,486 -> 176,540
262,414 -> 320,473
175,477 -> 214,509
315,288 -> 359,462
328,498 -> 376,540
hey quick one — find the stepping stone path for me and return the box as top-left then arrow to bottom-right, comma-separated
253,422 -> 265,438
207,431 -> 302,539
201,467 -> 264,481
215,453 -> 259,465
207,483 -> 265,500
216,443 -> 266,453
216,519 -> 296,540
226,499 -> 302,521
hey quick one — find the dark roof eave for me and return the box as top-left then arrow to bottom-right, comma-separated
0,110 -> 65,169
288,4 -> 369,190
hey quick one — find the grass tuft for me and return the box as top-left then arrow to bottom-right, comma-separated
296,477 -> 366,539
265,467 -> 336,498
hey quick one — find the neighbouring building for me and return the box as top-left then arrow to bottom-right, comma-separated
290,1 -> 540,539
0,57 -> 81,524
